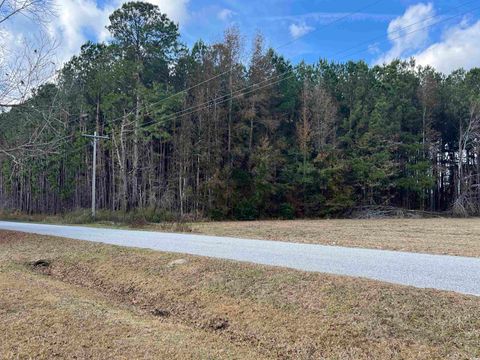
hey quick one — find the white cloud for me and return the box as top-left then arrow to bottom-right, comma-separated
289,22 -> 314,39
374,2 -> 480,73
268,12 -> 394,24
368,42 -> 381,55
7,0 -> 190,65
146,0 -> 189,24
0,26 -> 57,105
375,2 -> 435,64
413,20 -> 480,73
49,0 -> 113,63
218,8 -> 235,21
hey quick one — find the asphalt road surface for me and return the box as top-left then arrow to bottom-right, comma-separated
0,220 -> 479,296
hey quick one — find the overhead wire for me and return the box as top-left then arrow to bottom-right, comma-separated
127,2 -> 480,133
97,0 -> 388,127
22,1 -> 480,166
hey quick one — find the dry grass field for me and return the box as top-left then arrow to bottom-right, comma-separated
188,218 -> 480,257
1,230 -> 479,359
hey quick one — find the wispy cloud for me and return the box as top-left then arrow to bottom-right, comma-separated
375,2 -> 435,65
265,11 -> 395,24
413,19 -> 480,73
48,0 -> 113,62
146,0 -> 190,24
218,8 -> 235,21
4,0 -> 191,66
367,42 -> 381,55
374,2 -> 480,73
289,22 -> 314,39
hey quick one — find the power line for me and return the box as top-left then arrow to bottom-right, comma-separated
138,73 -> 297,131
336,2 -> 480,61
98,0 -> 387,127
6,0 -> 474,131
46,0 -> 474,128
125,3 -> 480,132
273,0 -> 385,51
331,0 -> 478,59
141,71 -> 293,125
24,1 -> 480,166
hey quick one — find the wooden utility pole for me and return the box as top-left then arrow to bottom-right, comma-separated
82,131 -> 109,218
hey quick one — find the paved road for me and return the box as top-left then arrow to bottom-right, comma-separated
0,220 -> 479,296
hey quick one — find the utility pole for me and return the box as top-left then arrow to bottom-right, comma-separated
82,131 -> 109,219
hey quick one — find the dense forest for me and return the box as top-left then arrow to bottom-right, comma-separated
1,1 -> 480,219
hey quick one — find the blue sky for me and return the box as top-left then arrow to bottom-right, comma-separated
179,0 -> 480,71
184,0 -> 400,63
5,0 -> 480,73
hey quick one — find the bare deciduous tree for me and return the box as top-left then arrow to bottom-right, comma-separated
453,99 -> 480,215
0,0 -> 58,163
0,32 -> 57,107
0,0 -> 53,25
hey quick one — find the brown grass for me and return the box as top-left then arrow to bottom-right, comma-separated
187,218 -> 480,257
1,230 -> 479,359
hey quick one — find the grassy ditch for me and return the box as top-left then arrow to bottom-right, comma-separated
1,230 -> 479,359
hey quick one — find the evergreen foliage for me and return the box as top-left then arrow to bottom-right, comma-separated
1,1 -> 480,219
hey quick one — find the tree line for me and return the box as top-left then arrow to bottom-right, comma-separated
1,1 -> 480,219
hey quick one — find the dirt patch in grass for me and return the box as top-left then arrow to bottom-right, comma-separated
187,218 -> 480,257
1,230 -> 479,359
